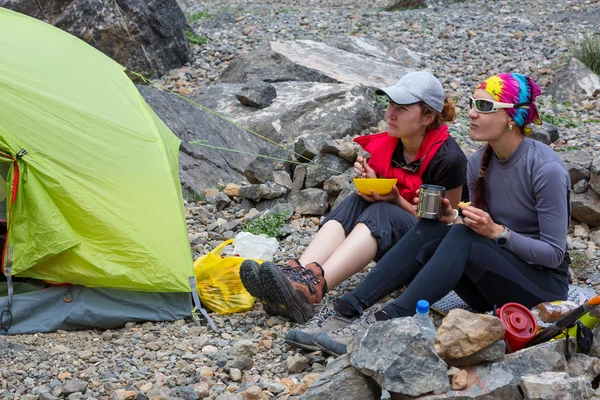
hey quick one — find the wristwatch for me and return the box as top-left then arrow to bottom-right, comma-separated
493,225 -> 511,247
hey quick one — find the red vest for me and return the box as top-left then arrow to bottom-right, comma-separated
353,125 -> 449,203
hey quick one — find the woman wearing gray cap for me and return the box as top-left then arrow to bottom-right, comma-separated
240,71 -> 468,325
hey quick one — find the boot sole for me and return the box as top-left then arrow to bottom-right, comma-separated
260,262 -> 314,324
284,338 -> 321,351
239,260 -> 280,316
312,333 -> 348,357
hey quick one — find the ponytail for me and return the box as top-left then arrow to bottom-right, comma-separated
420,98 -> 456,131
473,144 -> 493,209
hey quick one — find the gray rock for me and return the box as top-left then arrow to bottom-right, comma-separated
272,170 -> 293,190
305,154 -> 353,188
323,175 -> 349,196
574,179 -> 589,194
529,123 -> 559,145
236,80 -> 277,109
589,324 -> 600,359
446,340 -> 506,367
572,191 -> 600,227
520,371 -> 594,400
229,340 -> 259,358
385,0 -> 426,11
589,155 -> 600,196
294,137 -> 319,162
245,148 -> 294,184
565,353 -> 600,381
299,354 -> 379,400
325,35 -> 421,66
547,58 -> 600,103
4,0 -> 191,77
173,386 -> 199,400
207,192 -> 232,211
289,165 -> 308,198
287,354 -> 309,373
559,150 -> 593,184
392,339 -> 574,399
332,184 -> 356,209
238,182 -> 289,201
351,318 -> 449,396
190,81 -> 380,143
219,40 -> 411,88
138,85 -> 266,197
290,189 -> 329,215
62,380 -> 87,396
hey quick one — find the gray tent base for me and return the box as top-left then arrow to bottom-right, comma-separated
0,285 -> 192,335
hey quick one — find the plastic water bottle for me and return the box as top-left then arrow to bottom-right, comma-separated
413,300 -> 436,342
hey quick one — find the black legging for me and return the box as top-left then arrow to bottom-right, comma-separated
335,219 -> 569,319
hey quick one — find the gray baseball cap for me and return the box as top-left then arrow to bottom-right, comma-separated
375,71 -> 444,113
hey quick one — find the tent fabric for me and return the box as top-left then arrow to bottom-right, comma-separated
0,285 -> 192,334
0,8 -> 193,292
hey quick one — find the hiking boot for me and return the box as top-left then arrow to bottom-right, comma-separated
285,301 -> 352,351
239,260 -> 280,316
312,309 -> 379,357
260,261 -> 328,324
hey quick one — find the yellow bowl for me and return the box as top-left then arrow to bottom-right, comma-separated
353,178 -> 397,196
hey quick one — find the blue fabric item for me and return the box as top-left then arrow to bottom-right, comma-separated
0,285 -> 192,335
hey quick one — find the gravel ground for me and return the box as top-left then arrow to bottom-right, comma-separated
3,1 -> 600,399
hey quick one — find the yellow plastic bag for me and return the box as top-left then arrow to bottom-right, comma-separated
193,239 -> 257,314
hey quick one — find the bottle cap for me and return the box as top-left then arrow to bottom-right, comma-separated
416,300 -> 430,314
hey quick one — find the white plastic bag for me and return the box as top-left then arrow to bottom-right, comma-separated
232,232 -> 279,261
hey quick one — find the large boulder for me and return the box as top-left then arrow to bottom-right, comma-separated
218,40 -> 412,88
138,85 -> 266,196
547,58 -> 600,103
1,0 -> 191,77
324,35 -> 422,67
520,371 -> 594,400
351,318 -> 449,397
189,82 -> 380,143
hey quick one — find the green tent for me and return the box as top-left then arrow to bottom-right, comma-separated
0,8 -> 206,333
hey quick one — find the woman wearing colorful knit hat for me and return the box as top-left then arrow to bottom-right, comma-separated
297,73 -> 572,357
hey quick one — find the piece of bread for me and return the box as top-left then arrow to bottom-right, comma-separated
458,201 -> 471,208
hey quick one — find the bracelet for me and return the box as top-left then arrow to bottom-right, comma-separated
447,209 -> 459,226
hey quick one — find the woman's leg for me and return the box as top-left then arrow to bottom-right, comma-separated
321,201 -> 417,289
381,224 -> 568,318
335,218 -> 451,319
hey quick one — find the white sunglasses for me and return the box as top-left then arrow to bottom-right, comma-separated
469,96 -> 531,113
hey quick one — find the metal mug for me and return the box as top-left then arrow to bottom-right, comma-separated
417,184 -> 446,220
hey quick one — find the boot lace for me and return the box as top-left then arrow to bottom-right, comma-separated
283,265 -> 320,294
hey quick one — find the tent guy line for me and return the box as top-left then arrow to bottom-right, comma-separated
131,71 -> 354,178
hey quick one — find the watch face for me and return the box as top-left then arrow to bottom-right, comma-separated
496,237 -> 509,246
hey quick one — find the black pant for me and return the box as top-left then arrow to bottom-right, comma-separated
336,219 -> 569,318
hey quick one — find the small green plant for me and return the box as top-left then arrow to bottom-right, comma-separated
569,251 -> 590,278
571,35 -> 600,75
540,113 -> 580,128
242,210 -> 291,238
187,189 -> 206,204
374,93 -> 389,108
185,11 -> 212,23
184,31 -> 207,46
554,145 -> 581,152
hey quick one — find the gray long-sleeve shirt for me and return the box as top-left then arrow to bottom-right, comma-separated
467,137 -> 571,269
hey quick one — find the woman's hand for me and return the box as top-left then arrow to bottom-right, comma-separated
461,205 -> 505,239
354,156 -> 377,179
357,186 -> 415,214
411,190 -> 456,222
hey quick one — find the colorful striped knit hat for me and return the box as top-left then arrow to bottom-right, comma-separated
476,73 -> 542,134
